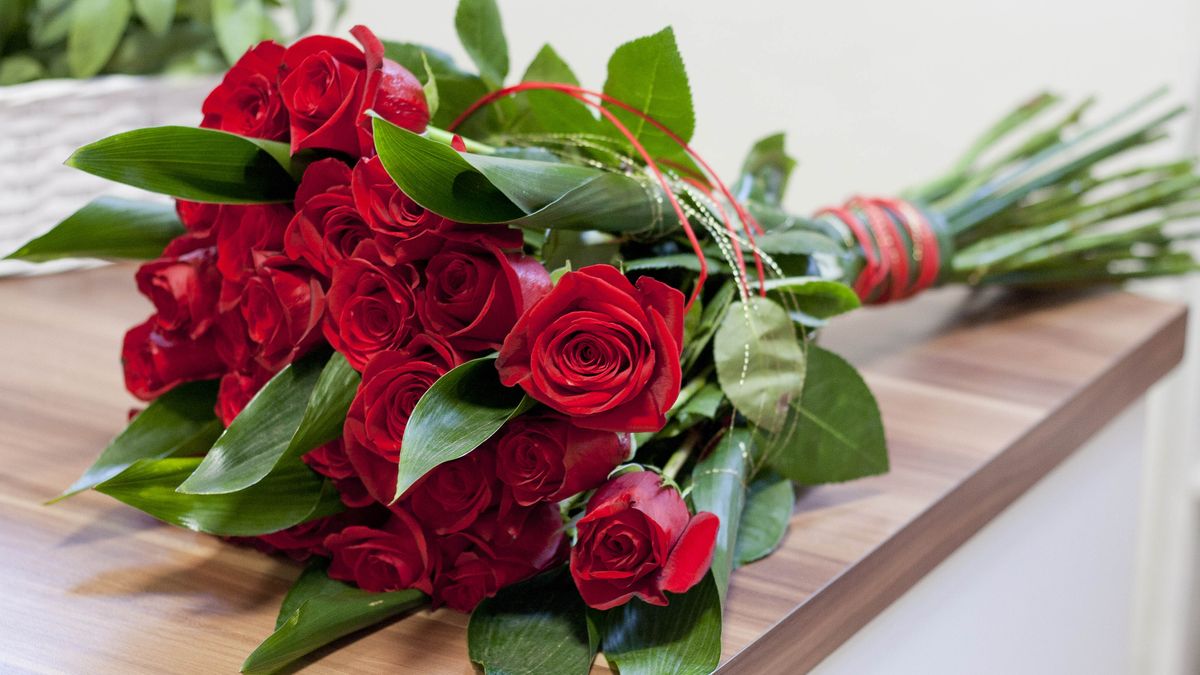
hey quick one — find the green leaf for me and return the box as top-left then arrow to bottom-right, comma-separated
952,221 -> 1075,272
243,562 -> 426,675
756,277 -> 861,320
178,350 -> 355,495
509,44 -> 598,136
602,27 -> 694,162
212,0 -> 263,65
753,229 -> 843,256
469,567 -> 598,675
0,54 -> 45,85
290,0 -> 313,34
419,52 -> 439,120
95,457 -> 342,536
713,296 -> 806,432
133,0 -> 175,36
66,126 -> 297,203
733,470 -> 792,566
7,197 -> 184,262
68,0 -> 133,77
600,573 -> 721,675
680,281 -> 734,373
454,0 -> 508,88
53,380 -> 220,502
735,133 -> 796,207
765,345 -> 888,484
395,355 -> 528,501
372,117 -> 661,234
689,428 -> 754,605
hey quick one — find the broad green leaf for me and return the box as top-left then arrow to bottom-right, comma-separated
753,229 -> 843,256
713,296 -> 806,432
372,117 -> 661,234
0,55 -> 45,85
454,0 -> 508,88
766,345 -> 888,484
602,27 -> 694,162
381,40 -> 493,132
757,277 -> 861,320
53,380 -> 220,502
735,133 -> 796,207
394,356 -> 529,501
212,0 -> 263,65
133,0 -> 175,36
243,563 -> 426,674
96,457 -> 342,536
178,350 -> 355,495
601,573 -> 721,675
7,197 -> 183,262
68,0 -> 133,77
510,44 -> 598,136
469,567 -> 598,675
733,470 -> 793,566
67,126 -> 297,203
689,428 -> 754,604
29,0 -> 72,49
623,254 -> 726,274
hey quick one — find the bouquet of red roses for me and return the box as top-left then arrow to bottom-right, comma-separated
13,0 -> 1199,672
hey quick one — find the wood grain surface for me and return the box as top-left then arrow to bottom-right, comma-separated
0,265 -> 1186,674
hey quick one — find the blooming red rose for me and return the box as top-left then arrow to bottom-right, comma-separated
135,236 -> 222,339
326,506 -> 434,593
341,335 -> 459,503
284,158 -> 373,277
494,412 -> 630,506
419,242 -> 551,353
175,200 -> 222,236
201,40 -> 288,140
122,317 -> 225,400
405,448 -> 498,535
570,471 -> 719,609
239,508 -> 384,562
215,365 -> 272,426
350,26 -> 429,154
303,440 -> 374,508
239,257 -> 326,370
497,265 -> 685,433
215,204 -> 293,283
323,255 -> 420,370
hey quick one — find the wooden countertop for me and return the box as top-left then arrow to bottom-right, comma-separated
0,265 -> 1186,674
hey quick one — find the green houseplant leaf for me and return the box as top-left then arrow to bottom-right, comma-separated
178,350 -> 357,495
733,470 -> 793,566
133,0 -> 176,36
454,0 -> 508,88
52,380 -> 221,502
66,126 -> 298,203
469,567 -> 598,675
95,456 -> 342,536
243,562 -> 427,675
600,572 -> 722,675
509,44 -> 598,136
757,277 -> 861,320
394,355 -> 529,501
735,133 -> 796,207
68,0 -> 133,77
7,197 -> 184,262
212,0 -> 264,65
713,296 -> 806,432
602,27 -> 695,164
765,345 -> 889,484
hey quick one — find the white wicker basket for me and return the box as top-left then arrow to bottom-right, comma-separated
0,75 -> 218,275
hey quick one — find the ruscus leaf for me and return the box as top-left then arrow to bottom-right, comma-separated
689,428 -> 755,605
68,0 -> 132,77
7,197 -> 184,262
133,0 -> 175,36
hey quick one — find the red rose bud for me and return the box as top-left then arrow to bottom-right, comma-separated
122,317 -> 225,400
215,365 -> 273,426
323,255 -> 420,370
405,448 -> 498,535
326,506 -> 434,594
494,412 -> 630,506
135,237 -> 222,339
239,257 -> 326,370
570,470 -> 719,610
419,242 -> 551,353
285,158 -> 373,277
214,204 -> 293,282
497,264 -> 685,433
201,41 -> 288,140
303,439 -> 375,508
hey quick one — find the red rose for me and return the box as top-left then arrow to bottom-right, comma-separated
285,158 -> 373,277
122,317 -> 224,400
341,335 -> 459,503
494,412 -> 630,506
570,471 -> 719,610
201,40 -> 288,140
497,265 -> 685,433
326,506 -> 434,594
240,508 -> 383,562
135,237 -> 222,339
215,204 -> 293,282
303,440 -> 374,508
239,257 -> 326,370
215,365 -> 272,426
405,449 -> 498,535
175,200 -> 221,236
350,26 -> 429,153
419,242 -> 551,353
323,255 -> 420,370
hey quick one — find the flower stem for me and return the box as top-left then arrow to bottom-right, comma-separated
662,432 -> 700,481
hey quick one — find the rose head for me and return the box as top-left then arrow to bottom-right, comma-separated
285,158 -> 373,278
122,317 -> 224,400
405,448 -> 498,535
215,365 -> 272,426
214,204 -> 293,283
201,41 -> 288,140
175,200 -> 222,237
326,506 -> 434,594
570,470 -> 719,610
135,236 -> 222,340
497,265 -> 685,433
351,156 -> 447,263
238,508 -> 383,562
303,439 -> 374,508
323,255 -> 420,370
494,412 -> 630,506
239,257 -> 326,371
419,242 -> 552,353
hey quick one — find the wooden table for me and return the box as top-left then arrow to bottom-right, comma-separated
0,265 -> 1186,674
